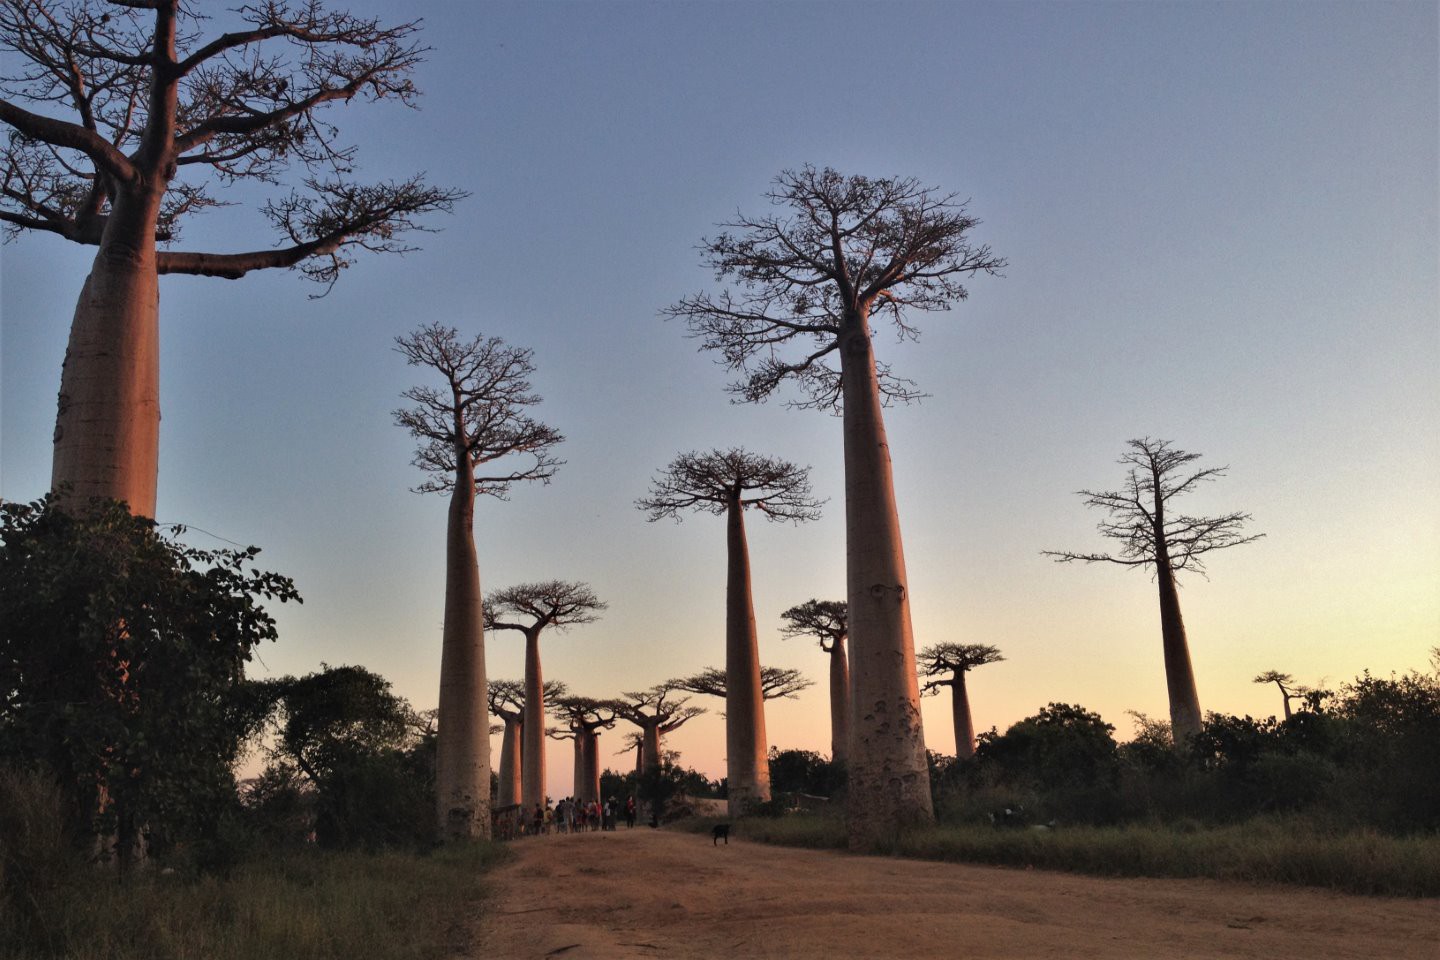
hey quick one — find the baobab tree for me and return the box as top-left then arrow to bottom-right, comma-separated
1044,438 -> 1262,744
617,730 -> 645,775
1254,670 -> 1304,721
487,678 -> 567,808
917,643 -> 1004,760
0,0 -> 461,516
485,580 -> 605,812
394,324 -> 562,839
639,448 -> 820,814
779,599 -> 850,764
613,684 -> 705,776
549,696 -> 617,803
673,665 -> 813,703
665,166 -> 1004,845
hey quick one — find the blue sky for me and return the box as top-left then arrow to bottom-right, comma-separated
2,1 -> 1437,790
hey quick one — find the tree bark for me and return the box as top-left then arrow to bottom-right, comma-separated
51,190 -> 164,517
725,496 -> 770,814
498,716 -> 522,808
829,641 -> 851,765
1156,562 -> 1202,743
581,730 -> 602,803
642,724 -> 661,775
521,629 -> 546,811
839,311 -> 933,848
951,670 -> 976,760
435,453 -> 490,839
572,736 -> 586,801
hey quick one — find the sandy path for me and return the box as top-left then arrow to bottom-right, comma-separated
472,827 -> 1438,960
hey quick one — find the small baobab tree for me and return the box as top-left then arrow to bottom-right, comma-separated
617,730 -> 645,775
0,0 -> 462,516
394,323 -> 562,839
549,696 -> 617,803
613,684 -> 705,777
485,581 -> 604,812
487,678 -> 567,808
1253,670 -> 1304,721
665,166 -> 1004,845
1044,438 -> 1262,744
673,665 -> 813,703
779,599 -> 850,764
639,448 -> 820,814
916,643 -> 1004,760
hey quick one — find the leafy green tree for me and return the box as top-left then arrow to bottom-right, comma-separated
0,496 -> 298,871
976,703 -> 1119,791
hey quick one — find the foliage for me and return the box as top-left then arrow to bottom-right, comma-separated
767,748 -> 845,800
975,703 -> 1119,792
0,497 -> 298,868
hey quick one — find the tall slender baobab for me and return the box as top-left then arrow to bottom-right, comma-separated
917,643 -> 1004,760
639,448 -> 821,814
394,324 -> 562,839
549,696 -> 617,803
1045,438 -> 1262,743
0,1 -> 461,516
665,167 -> 1004,845
485,581 -> 605,812
614,684 -> 705,775
487,678 -> 567,808
779,599 -> 851,764
1253,671 -> 1303,721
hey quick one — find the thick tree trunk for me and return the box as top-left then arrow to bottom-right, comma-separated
838,312 -> 933,848
582,730 -> 602,803
1156,562 -> 1202,743
572,736 -> 586,801
521,630 -> 546,810
725,497 -> 770,814
435,461 -> 490,839
51,191 -> 163,517
642,724 -> 661,774
498,716 -> 522,808
951,671 -> 976,760
634,742 -> 643,775
829,642 -> 851,765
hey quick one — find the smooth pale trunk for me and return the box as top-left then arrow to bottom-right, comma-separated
725,498 -> 770,814
839,314 -> 933,847
1157,561 -> 1202,742
829,642 -> 851,765
521,631 -> 546,809
582,730 -> 602,802
51,190 -> 163,517
498,717 -> 522,807
435,464 -> 491,838
951,671 -> 976,760
642,724 -> 661,773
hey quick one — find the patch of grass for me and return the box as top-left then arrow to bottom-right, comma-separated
2,842 -> 508,960
724,813 -> 1440,897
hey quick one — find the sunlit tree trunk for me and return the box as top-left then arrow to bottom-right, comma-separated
725,495 -> 770,814
51,190 -> 163,517
498,716 -> 522,808
951,670 -> 976,760
521,629 -> 546,810
829,641 -> 851,765
435,448 -> 490,838
839,309 -> 933,847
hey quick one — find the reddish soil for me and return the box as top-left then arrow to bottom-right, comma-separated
472,827 -> 1437,959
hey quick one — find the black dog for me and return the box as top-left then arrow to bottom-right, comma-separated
711,823 -> 730,845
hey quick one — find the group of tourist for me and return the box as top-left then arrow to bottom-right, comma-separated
528,794 -> 638,834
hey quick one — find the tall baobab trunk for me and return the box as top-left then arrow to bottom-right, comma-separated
829,640 -> 851,765
572,735 -> 586,801
641,724 -> 661,774
1152,469 -> 1202,744
725,494 -> 770,814
634,741 -> 644,775
498,716 -> 522,808
435,451 -> 490,838
839,310 -> 933,846
951,670 -> 976,760
52,190 -> 163,517
521,630 -> 546,810
582,731 -> 602,803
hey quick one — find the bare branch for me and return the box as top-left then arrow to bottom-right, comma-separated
638,447 -> 823,523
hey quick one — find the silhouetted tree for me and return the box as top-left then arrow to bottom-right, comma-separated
394,324 -> 562,838
485,581 -> 604,812
779,599 -> 850,763
673,666 -> 813,702
665,166 -> 1004,845
1253,670 -> 1303,721
640,448 -> 820,814
613,685 -> 705,777
1044,438 -> 1262,743
917,643 -> 1004,760
549,696 -> 617,803
0,1 -> 462,515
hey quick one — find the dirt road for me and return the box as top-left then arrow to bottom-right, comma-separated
473,827 -> 1437,959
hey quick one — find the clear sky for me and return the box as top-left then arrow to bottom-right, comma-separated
2,1 -> 1437,794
